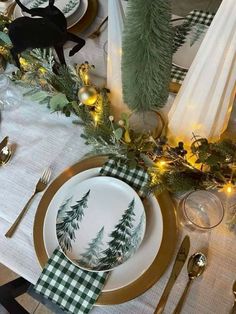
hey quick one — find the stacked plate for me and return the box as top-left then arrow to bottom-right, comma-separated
13,0 -> 89,29
34,156 -> 178,305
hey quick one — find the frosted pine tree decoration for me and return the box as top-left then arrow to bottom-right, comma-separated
122,0 -> 173,112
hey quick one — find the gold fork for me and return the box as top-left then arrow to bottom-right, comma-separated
5,168 -> 51,238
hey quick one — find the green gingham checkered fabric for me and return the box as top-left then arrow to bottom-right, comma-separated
171,10 -> 215,84
100,159 -> 149,197
34,249 -> 108,314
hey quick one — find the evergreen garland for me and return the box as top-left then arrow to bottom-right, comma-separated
122,0 -> 173,112
0,14 -> 236,196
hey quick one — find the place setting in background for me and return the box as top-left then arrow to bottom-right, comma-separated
7,0 -> 99,33
170,10 -> 215,92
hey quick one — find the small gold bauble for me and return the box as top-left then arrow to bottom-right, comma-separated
78,86 -> 98,106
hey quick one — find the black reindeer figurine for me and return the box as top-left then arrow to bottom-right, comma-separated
8,0 -> 85,68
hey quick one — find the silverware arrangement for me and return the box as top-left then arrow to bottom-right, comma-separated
173,252 -> 207,314
5,168 -> 51,238
154,236 -> 207,314
154,235 -> 190,314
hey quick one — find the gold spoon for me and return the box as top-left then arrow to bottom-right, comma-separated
173,252 -> 207,314
231,281 -> 236,314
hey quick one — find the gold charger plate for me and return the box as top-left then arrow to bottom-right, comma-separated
6,0 -> 98,33
33,155 -> 178,305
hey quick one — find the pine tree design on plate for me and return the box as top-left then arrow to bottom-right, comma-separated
190,23 -> 208,47
57,197 -> 73,220
56,190 -> 90,252
129,212 -> 145,257
97,199 -> 136,271
78,226 -> 105,269
30,0 -> 48,9
62,0 -> 78,14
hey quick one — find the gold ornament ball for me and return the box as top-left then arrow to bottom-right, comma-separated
78,86 -> 98,106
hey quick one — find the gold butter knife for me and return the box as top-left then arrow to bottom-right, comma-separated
154,235 -> 190,314
0,136 -> 8,152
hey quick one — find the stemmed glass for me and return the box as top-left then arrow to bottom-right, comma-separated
180,190 -> 224,230
0,74 -> 22,111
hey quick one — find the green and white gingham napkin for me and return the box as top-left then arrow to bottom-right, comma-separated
34,249 -> 108,314
171,10 -> 215,84
100,159 -> 149,197
34,158 -> 149,313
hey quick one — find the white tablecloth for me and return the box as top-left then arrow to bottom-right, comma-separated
1,1 -> 236,313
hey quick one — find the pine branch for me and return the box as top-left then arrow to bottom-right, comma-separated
49,66 -> 79,101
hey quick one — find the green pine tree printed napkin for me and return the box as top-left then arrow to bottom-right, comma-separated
100,159 -> 149,197
34,249 -> 108,314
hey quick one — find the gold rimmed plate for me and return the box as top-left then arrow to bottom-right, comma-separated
33,156 -> 178,305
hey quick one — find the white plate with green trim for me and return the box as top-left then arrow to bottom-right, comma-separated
43,167 -> 163,292
13,0 -> 88,29
56,176 -> 146,272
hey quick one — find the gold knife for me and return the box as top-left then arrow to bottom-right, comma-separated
154,235 -> 190,314
0,136 -> 8,153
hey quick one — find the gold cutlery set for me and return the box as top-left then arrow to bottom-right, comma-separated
0,136 -> 11,166
154,235 -> 207,314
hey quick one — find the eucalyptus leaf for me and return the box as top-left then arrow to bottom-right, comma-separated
0,31 -> 11,45
30,91 -> 49,101
50,93 -> 69,110
120,112 -> 129,127
113,128 -> 123,141
141,153 -> 155,167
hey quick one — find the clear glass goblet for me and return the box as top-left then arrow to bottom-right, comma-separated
181,190 -> 224,230
0,75 -> 22,111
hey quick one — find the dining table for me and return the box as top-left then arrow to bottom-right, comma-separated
1,0 -> 236,313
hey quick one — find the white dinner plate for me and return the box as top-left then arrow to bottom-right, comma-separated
22,0 -> 80,19
44,167 -> 163,292
56,176 -> 146,272
172,21 -> 209,69
13,0 -> 88,29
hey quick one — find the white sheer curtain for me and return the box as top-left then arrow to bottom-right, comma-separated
107,0 -> 129,118
168,0 -> 236,143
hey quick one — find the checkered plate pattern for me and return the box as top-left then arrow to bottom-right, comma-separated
34,249 -> 108,314
100,159 -> 149,197
171,10 -> 215,84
